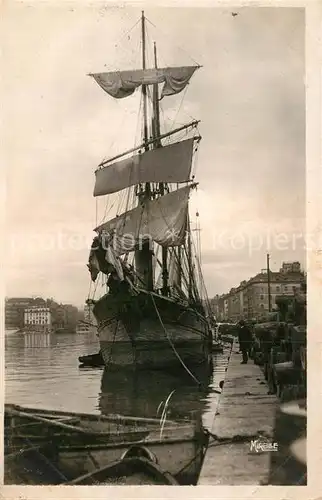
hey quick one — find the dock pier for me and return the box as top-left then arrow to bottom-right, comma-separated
199,339 -> 306,485
199,341 -> 278,485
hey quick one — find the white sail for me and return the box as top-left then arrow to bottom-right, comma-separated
90,66 -> 198,99
94,138 -> 194,196
95,186 -> 191,255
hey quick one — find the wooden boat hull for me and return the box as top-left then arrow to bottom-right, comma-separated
5,448 -> 179,485
94,292 -> 211,370
5,404 -> 172,451
5,403 -> 177,425
5,439 -> 204,485
68,455 -> 179,485
50,437 -> 205,485
5,405 -> 208,485
5,447 -> 68,485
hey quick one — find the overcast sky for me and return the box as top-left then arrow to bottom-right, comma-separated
4,4 -> 305,307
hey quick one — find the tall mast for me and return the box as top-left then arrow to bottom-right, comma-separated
152,42 -> 161,147
141,11 -> 151,199
141,11 -> 149,149
153,41 -> 169,296
135,11 -> 153,290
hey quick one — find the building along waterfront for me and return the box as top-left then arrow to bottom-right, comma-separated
211,261 -> 305,322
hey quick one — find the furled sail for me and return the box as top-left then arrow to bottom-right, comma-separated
87,236 -> 115,281
95,185 -> 192,255
94,138 -> 194,196
90,66 -> 198,99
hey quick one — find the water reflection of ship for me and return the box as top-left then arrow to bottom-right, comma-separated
99,364 -> 213,421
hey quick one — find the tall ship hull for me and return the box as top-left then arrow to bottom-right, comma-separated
94,291 -> 210,370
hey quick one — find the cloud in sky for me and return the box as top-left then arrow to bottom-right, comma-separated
3,4 -> 305,306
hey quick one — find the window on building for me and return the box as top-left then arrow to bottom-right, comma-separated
260,294 -> 264,300
260,304 -> 264,308
284,286 -> 288,291
276,286 -> 280,292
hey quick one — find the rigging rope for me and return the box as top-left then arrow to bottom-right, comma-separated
149,293 -> 201,387
145,16 -> 200,67
107,17 -> 142,73
87,279 -> 93,302
164,86 -> 189,141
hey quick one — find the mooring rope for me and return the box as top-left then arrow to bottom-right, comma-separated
150,293 -> 201,387
205,428 -> 273,447
174,446 -> 204,476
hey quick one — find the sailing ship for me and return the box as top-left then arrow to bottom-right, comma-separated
87,11 -> 212,372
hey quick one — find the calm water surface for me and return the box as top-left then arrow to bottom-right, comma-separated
5,330 -> 230,430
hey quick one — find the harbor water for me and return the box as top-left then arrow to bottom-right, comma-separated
5,329 -> 230,430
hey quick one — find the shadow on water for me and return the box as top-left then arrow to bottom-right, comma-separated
99,363 -> 214,421
98,346 -> 232,424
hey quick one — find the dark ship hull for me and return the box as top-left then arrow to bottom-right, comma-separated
94,290 -> 211,370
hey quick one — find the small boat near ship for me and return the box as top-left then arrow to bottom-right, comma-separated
76,321 -> 97,335
78,351 -> 104,367
5,446 -> 179,485
5,404 -> 208,485
85,11 -> 212,373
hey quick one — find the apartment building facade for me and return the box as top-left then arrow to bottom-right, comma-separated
214,261 -> 305,322
5,297 -> 46,329
24,307 -> 52,332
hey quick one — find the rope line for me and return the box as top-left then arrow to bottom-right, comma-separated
150,293 -> 201,387
145,16 -> 200,67
104,17 -> 142,73
206,429 -> 274,448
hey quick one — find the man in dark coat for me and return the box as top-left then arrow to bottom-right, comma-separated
237,320 -> 253,364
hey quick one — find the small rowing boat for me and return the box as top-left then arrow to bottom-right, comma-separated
5,404 -> 208,485
68,454 -> 179,485
5,445 -> 179,485
78,351 -> 104,367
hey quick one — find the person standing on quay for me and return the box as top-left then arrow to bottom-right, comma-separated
237,320 -> 253,364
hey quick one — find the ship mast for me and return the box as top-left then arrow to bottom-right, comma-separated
141,11 -> 149,152
135,10 -> 153,290
152,42 -> 161,148
152,41 -> 169,296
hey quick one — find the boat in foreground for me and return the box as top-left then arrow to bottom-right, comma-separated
5,404 -> 208,485
5,447 -> 179,485
68,455 -> 179,485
